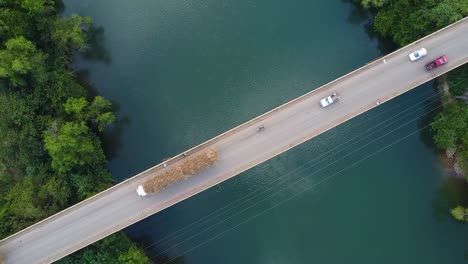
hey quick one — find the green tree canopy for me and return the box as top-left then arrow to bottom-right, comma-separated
355,0 -> 390,9
0,93 -> 43,181
371,0 -> 468,46
0,36 -> 46,86
64,96 -> 116,131
0,177 -> 44,237
51,14 -> 92,52
0,9 -> 31,41
451,205 -> 468,221
44,122 -> 105,174
431,103 -> 468,150
57,232 -> 151,264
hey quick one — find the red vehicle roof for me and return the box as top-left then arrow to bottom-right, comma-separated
425,55 -> 448,71
435,55 -> 448,66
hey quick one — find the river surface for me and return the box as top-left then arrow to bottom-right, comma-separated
64,1 -> 468,263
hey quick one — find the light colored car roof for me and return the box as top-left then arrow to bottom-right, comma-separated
409,48 -> 427,61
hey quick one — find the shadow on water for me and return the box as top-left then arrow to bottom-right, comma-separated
102,116 -> 130,161
55,0 -> 65,13
129,234 -> 185,264
432,176 -> 468,222
342,0 -> 369,25
83,24 -> 112,65
74,69 -> 129,161
342,0 -> 397,55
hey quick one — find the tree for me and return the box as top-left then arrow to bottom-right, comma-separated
44,122 -> 105,174
431,103 -> 468,150
64,96 -> 115,132
0,36 -> 46,86
15,0 -> 53,15
64,97 -> 88,120
38,175 -> 71,212
51,14 -> 92,52
0,9 -> 31,41
356,0 -> 390,9
0,177 -> 45,238
451,206 -> 468,221
56,232 -> 151,264
429,1 -> 463,28
118,246 -> 151,264
0,93 -> 43,181
372,0 -> 468,46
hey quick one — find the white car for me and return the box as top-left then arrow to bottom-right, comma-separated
320,93 -> 338,107
408,48 -> 427,61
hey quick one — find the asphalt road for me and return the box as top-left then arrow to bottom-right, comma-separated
1,17 -> 467,264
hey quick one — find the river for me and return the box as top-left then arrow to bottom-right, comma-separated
64,0 -> 468,263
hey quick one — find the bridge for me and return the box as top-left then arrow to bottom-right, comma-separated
1,17 -> 468,264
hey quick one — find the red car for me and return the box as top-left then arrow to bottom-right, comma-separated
425,55 -> 448,71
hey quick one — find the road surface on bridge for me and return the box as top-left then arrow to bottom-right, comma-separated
1,17 -> 467,264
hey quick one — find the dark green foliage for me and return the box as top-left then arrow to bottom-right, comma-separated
448,64 -> 468,96
51,14 -> 91,52
0,177 -> 45,236
432,103 -> 468,172
0,93 -> 44,182
56,232 -> 151,264
0,9 -> 31,41
70,168 -> 112,200
0,1 -> 149,262
431,103 -> 468,149
355,0 -> 468,46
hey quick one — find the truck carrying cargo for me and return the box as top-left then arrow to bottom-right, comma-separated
136,148 -> 218,196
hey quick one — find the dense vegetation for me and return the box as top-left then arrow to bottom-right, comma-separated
0,0 -> 149,262
353,0 -> 468,218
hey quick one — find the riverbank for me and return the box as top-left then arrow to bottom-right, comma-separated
437,74 -> 466,178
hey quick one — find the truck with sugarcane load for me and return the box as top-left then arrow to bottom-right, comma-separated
136,148 -> 218,196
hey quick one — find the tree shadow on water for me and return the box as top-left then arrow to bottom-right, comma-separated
131,233 -> 185,264
341,0 -> 397,55
83,24 -> 112,65
341,0 -> 369,26
102,115 -> 130,161
432,176 -> 468,222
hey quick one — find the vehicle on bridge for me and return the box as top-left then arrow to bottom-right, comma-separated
137,148 -> 218,196
320,93 -> 339,107
408,48 -> 427,61
425,55 -> 448,71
